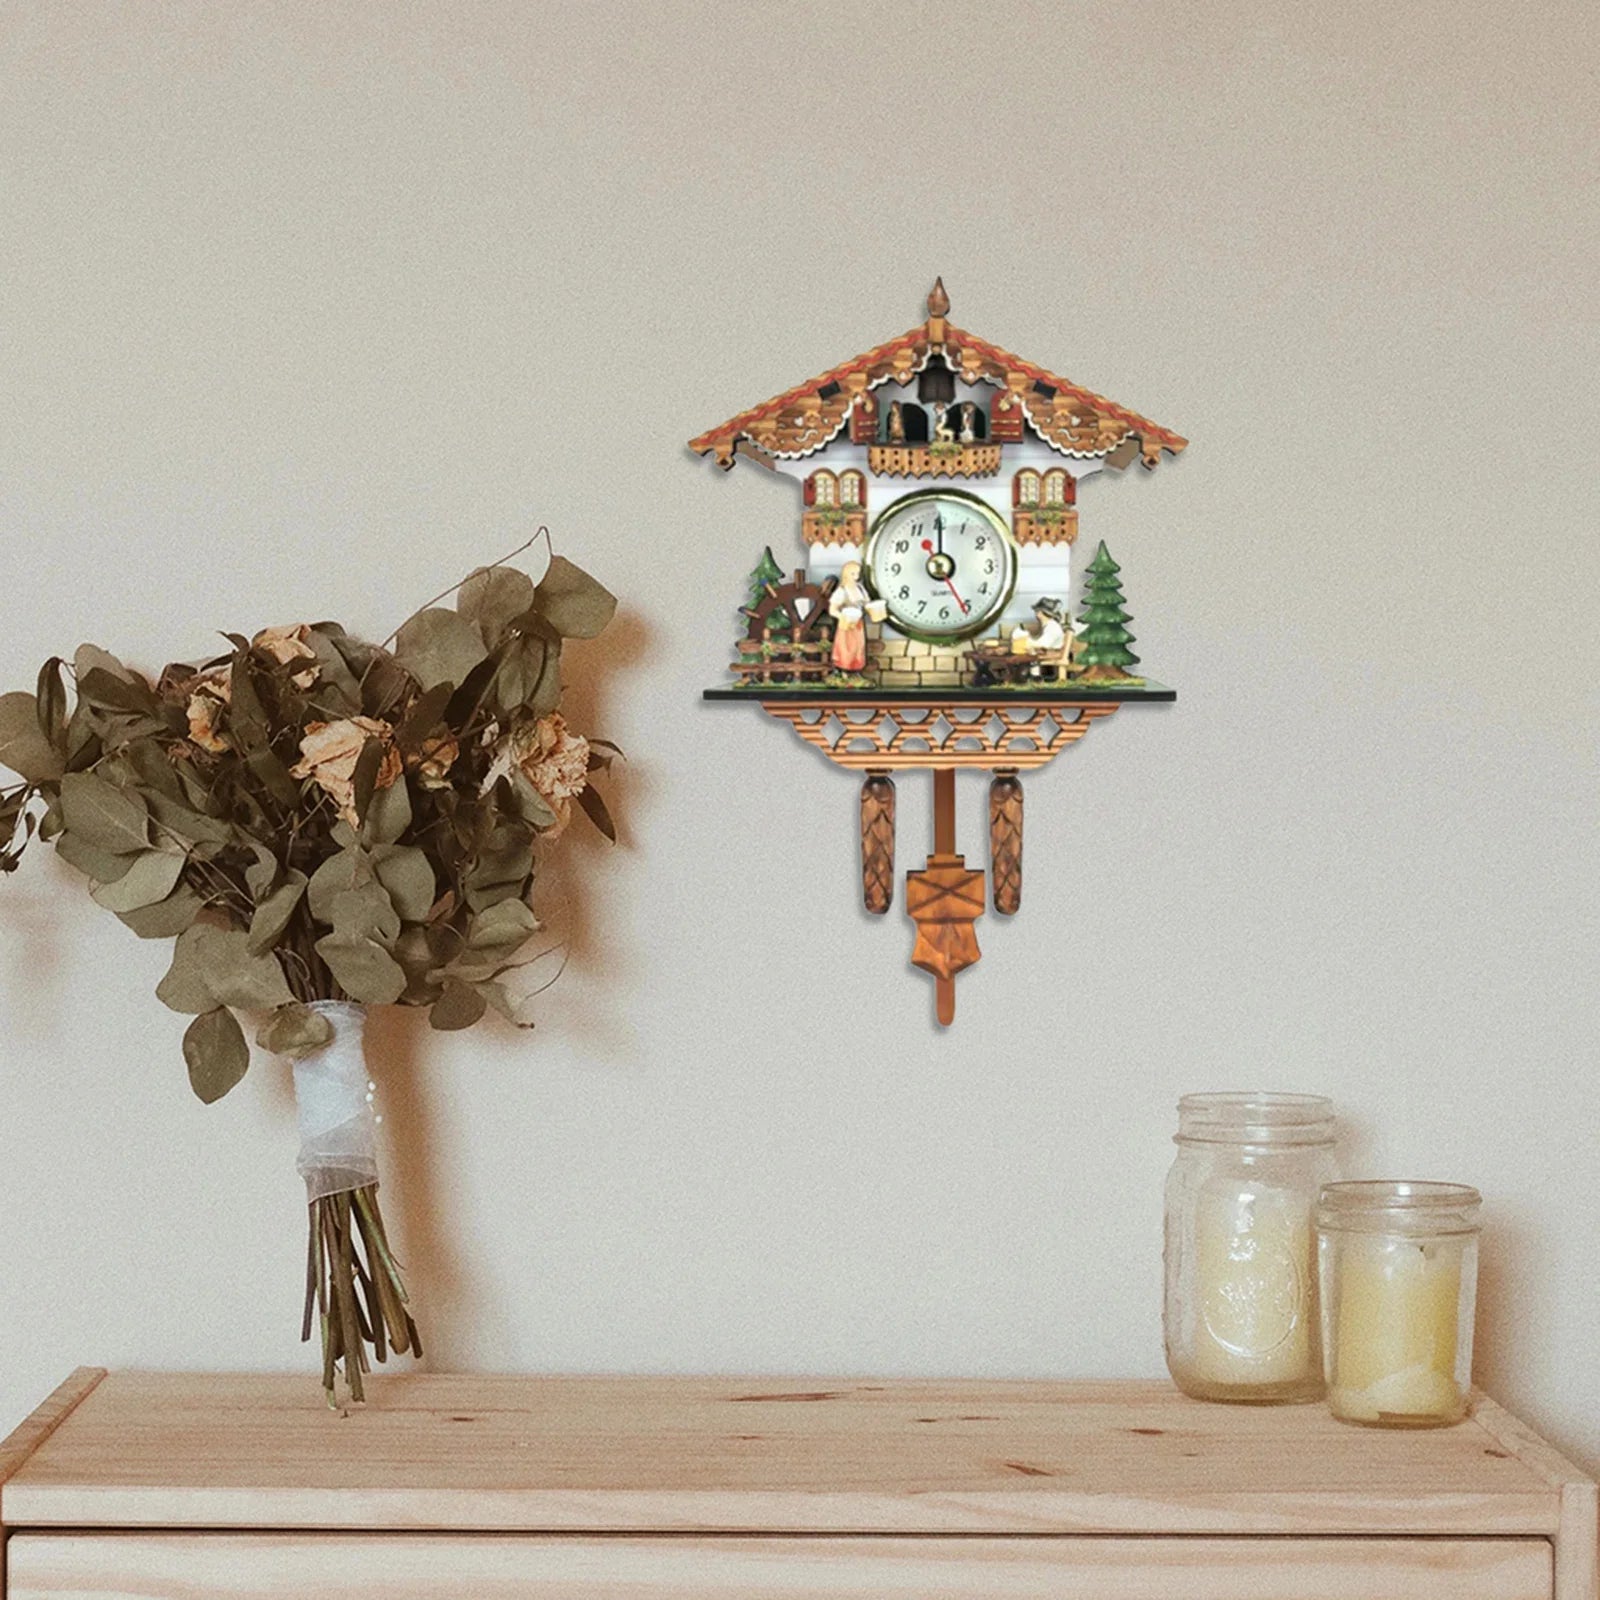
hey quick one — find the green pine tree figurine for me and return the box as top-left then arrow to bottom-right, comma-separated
1076,541 -> 1140,683
742,546 -> 789,634
746,545 -> 784,608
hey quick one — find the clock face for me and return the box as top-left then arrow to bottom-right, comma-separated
862,491 -> 1017,641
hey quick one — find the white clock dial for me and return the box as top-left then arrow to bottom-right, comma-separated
862,491 -> 1017,641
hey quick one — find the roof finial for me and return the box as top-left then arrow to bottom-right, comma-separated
927,277 -> 950,318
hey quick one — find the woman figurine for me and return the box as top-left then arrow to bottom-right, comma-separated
887,401 -> 906,443
828,560 -> 875,674
958,401 -> 977,444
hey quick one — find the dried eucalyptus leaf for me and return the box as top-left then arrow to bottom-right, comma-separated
55,828 -> 138,883
393,608 -> 487,692
475,978 -> 536,1028
157,926 -> 221,1014
303,628 -> 363,715
458,566 -> 537,649
73,644 -> 136,684
361,774 -> 411,846
35,658 -> 67,751
89,848 -> 186,912
256,1002 -> 334,1059
246,870 -> 307,954
64,700 -> 101,770
120,737 -> 184,802
307,846 -> 375,923
506,771 -> 557,830
158,924 -> 295,1014
314,931 -> 407,1005
227,658 -> 269,750
145,791 -> 233,849
576,782 -> 616,842
328,879 -> 401,948
491,634 -> 547,714
76,667 -> 158,716
429,977 -> 487,1031
346,737 -> 383,828
534,555 -> 616,639
59,771 -> 150,854
373,845 -> 436,922
116,883 -> 203,939
184,1007 -> 251,1104
0,692 -> 65,783
394,681 -> 455,752
464,896 -> 538,957
246,743 -> 299,808
243,840 -> 281,901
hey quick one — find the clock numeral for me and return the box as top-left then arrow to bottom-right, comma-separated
975,535 -> 987,549
908,522 -> 923,540
890,562 -> 901,575
979,583 -> 990,596
916,600 -> 928,614
939,605 -> 950,621
984,559 -> 996,574
897,585 -> 910,600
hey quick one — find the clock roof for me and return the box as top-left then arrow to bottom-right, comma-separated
689,279 -> 1188,472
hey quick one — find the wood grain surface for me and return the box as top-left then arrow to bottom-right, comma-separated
1,1375 -> 1580,1538
4,1533 -> 1555,1600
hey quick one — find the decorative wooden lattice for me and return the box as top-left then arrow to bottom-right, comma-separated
760,700 -> 1118,771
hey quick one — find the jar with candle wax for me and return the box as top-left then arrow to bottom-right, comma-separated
1164,1093 -> 1338,1403
1317,1181 -> 1480,1428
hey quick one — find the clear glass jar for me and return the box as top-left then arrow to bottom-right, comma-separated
1164,1092 -> 1338,1403
1317,1181 -> 1481,1428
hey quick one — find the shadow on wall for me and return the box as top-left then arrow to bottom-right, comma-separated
353,602 -> 654,1368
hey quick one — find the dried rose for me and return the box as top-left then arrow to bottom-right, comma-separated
290,716 -> 402,826
186,690 -> 231,754
253,624 -> 319,689
405,730 -> 459,788
180,663 -> 235,753
482,713 -> 588,834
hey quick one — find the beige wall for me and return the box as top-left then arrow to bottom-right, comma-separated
2,2 -> 1597,1464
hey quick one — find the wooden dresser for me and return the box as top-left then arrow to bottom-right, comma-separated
0,1370 -> 1594,1598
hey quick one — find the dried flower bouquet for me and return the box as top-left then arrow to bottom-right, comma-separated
0,539 -> 617,1403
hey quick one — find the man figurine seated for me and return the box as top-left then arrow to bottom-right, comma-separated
1009,597 -> 1073,679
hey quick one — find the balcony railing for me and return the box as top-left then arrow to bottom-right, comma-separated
868,443 -> 1002,479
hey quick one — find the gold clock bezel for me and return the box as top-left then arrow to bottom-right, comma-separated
862,489 -> 1018,644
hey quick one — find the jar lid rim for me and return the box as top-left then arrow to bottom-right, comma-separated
1318,1179 -> 1481,1208
1176,1091 -> 1335,1142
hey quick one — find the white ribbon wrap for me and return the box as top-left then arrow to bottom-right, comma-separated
290,1001 -> 380,1203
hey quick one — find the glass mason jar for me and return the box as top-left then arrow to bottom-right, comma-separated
1164,1093 -> 1338,1403
1317,1181 -> 1481,1428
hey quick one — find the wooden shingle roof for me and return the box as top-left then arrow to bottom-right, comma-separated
689,281 -> 1187,471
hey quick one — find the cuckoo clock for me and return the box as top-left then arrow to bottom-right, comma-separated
697,281 -> 1186,1024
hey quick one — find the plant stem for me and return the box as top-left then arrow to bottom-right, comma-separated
304,1183 -> 417,1407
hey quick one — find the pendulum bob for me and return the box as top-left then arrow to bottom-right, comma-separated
906,767 -> 983,1026
989,771 -> 1023,915
907,860 -> 984,1027
860,771 -> 896,915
